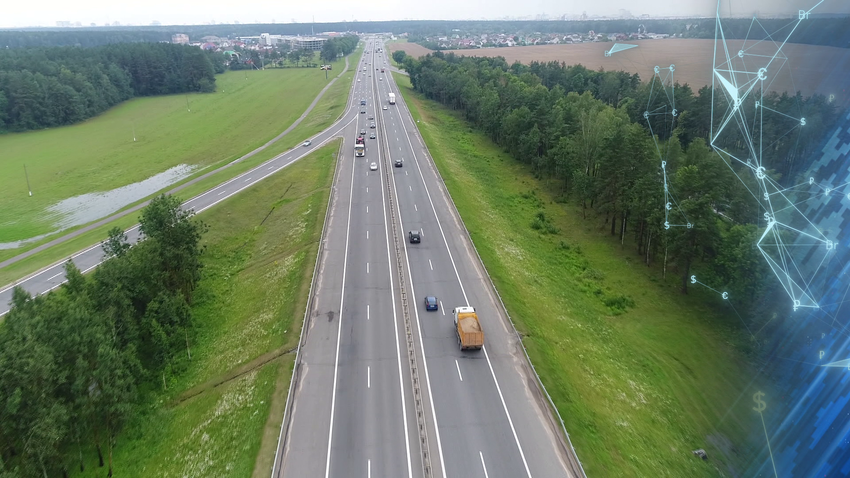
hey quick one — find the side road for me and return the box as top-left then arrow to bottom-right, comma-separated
0,56 -> 350,273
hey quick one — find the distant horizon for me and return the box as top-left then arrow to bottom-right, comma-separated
4,12 -> 849,31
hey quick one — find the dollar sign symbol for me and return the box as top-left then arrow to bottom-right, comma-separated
753,391 -> 766,413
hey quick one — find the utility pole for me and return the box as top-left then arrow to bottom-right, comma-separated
132,121 -> 136,142
185,94 -> 191,112
24,164 -> 32,196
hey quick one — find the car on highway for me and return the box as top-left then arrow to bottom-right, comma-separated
408,230 -> 420,243
370,123 -> 376,128
380,77 -> 383,81
358,78 -> 361,82
368,116 -> 374,120
361,129 -> 366,135
302,140 -> 311,147
383,106 -> 388,110
424,296 -> 439,311
369,162 -> 378,171
369,132 -> 376,139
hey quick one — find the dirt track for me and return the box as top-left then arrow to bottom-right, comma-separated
389,39 -> 850,106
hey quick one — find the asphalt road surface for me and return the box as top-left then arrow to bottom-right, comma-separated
274,40 -> 584,478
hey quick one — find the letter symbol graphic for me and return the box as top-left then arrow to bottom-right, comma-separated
666,202 -> 672,211
810,177 -> 815,185
664,221 -> 670,230
722,292 -> 729,300
691,275 -> 697,284
820,351 -> 825,359
799,9 -> 810,20
672,109 -> 678,117
801,118 -> 806,126
753,391 -> 766,413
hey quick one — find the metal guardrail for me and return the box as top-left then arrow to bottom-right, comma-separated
392,82 -> 589,478
270,138 -> 345,478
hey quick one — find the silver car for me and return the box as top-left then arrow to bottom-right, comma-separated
370,162 -> 378,171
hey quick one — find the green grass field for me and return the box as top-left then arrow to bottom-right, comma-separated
71,140 -> 338,478
0,57 -> 355,285
0,57 -> 346,244
393,73 -> 757,477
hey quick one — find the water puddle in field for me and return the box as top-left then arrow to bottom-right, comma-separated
0,164 -> 197,250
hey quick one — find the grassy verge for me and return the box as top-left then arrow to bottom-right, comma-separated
1,55 -> 348,244
0,59 -> 355,286
71,140 -> 338,477
393,72 -> 755,477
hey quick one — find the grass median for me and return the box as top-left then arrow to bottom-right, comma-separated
71,140 -> 339,478
393,72 -> 756,477
0,59 -> 355,287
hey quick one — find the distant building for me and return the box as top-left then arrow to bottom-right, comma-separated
172,34 -> 190,45
258,33 -> 328,51
290,37 -> 327,51
56,21 -> 72,27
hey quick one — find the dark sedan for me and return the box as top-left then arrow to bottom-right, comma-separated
424,296 -> 439,311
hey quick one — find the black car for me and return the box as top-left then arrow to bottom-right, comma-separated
424,296 -> 439,311
368,116 -> 374,120
395,158 -> 403,167
370,123 -> 376,128
369,132 -> 376,139
361,110 -> 366,114
408,230 -> 420,243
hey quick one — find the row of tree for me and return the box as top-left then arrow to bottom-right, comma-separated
396,51 -> 837,309
0,42 -> 220,133
321,35 -> 360,63
0,195 -> 206,477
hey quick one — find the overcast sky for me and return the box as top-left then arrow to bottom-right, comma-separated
1,0 -> 846,28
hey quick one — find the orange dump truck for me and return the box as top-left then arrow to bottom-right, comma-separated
453,306 -> 484,350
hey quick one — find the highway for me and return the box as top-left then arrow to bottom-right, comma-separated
275,40 -> 583,477
0,38 -> 584,478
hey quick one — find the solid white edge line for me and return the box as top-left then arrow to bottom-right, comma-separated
324,119 -> 359,478
480,451 -> 490,478
374,53 -> 415,478
396,71 -> 533,477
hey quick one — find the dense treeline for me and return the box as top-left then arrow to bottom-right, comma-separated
0,43 -> 218,133
398,51 -> 837,307
3,16 -> 848,50
321,35 -> 360,63
0,195 -> 205,477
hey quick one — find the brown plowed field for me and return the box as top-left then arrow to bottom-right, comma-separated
388,39 -> 850,107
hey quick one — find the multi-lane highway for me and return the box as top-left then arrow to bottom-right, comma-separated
0,38 -> 585,478
275,40 -> 583,477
